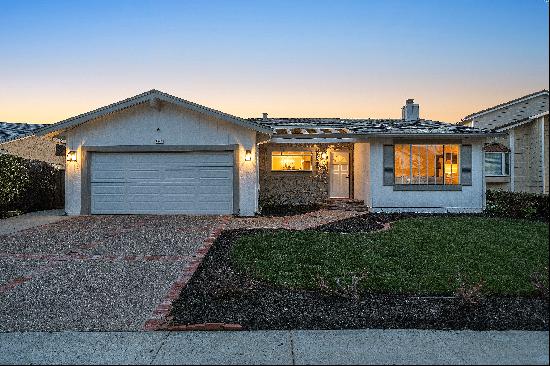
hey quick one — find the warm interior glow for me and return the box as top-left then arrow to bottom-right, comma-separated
272,151 -> 312,171
395,144 -> 459,185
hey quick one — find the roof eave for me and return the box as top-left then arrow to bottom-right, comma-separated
35,90 -> 273,136
462,90 -> 549,121
271,132 -> 505,139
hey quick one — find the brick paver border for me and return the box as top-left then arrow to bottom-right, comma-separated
143,216 -> 232,331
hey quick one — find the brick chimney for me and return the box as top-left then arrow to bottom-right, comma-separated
402,99 -> 419,121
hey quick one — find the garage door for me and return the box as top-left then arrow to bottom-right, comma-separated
90,152 -> 234,214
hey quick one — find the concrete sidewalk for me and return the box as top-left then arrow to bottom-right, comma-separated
0,210 -> 67,236
0,329 -> 548,365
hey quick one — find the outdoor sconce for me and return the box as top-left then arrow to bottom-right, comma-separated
66,150 -> 77,162
321,152 -> 328,160
244,150 -> 252,161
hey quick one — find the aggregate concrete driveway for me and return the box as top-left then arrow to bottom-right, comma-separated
0,215 -> 227,331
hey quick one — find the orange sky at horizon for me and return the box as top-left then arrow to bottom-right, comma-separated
2,84 -> 548,125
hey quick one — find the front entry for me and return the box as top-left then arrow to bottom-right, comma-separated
329,151 -> 350,198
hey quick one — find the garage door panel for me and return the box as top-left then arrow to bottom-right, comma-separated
197,185 -> 232,194
92,184 -> 125,195
91,169 -> 125,182
90,152 -> 234,214
127,169 -> 161,180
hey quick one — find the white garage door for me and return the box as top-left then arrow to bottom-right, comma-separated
90,152 -> 234,214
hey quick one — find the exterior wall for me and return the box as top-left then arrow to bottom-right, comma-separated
353,142 -> 370,202
64,102 -> 258,216
512,118 -> 545,193
258,142 -> 353,208
0,134 -> 65,167
543,116 -> 549,194
368,138 -> 485,213
466,94 -> 548,130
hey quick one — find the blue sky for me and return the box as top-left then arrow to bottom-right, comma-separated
0,0 -> 548,122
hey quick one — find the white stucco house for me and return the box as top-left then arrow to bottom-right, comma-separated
35,90 -> 502,216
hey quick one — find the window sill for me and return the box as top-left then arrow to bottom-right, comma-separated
486,176 -> 510,183
271,170 -> 313,173
393,184 -> 462,191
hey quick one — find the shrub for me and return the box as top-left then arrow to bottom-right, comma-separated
0,154 -> 64,216
485,189 -> 548,221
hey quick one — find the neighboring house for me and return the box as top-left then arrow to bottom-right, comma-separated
0,122 -> 66,167
460,90 -> 549,194
34,90 -> 500,216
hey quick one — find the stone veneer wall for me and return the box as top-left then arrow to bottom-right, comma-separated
513,118 -> 545,193
0,134 -> 65,168
258,142 -> 354,208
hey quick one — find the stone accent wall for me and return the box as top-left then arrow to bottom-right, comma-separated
0,134 -> 65,168
258,142 -> 354,208
513,119 -> 544,193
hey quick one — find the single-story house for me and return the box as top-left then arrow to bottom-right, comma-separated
459,90 -> 549,194
0,122 -> 66,167
34,90 -> 502,216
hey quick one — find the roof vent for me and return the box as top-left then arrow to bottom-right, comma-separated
402,99 -> 419,121
262,113 -> 268,121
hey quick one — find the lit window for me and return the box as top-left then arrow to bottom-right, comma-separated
271,151 -> 313,171
395,144 -> 460,185
485,152 -> 510,176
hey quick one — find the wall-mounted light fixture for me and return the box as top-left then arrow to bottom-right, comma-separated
244,150 -> 252,161
66,150 -> 77,162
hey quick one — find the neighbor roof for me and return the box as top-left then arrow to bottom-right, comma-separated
0,122 -> 47,143
462,90 -> 549,121
249,117 -> 500,137
35,89 -> 273,136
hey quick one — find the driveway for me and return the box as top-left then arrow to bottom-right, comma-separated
0,215 -> 227,331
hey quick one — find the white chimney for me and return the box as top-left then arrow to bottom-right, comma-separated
262,113 -> 268,121
402,99 -> 419,121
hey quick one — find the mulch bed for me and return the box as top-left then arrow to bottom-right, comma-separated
169,214 -> 549,331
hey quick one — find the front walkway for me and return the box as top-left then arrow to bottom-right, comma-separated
0,209 -> 67,236
0,329 -> 547,365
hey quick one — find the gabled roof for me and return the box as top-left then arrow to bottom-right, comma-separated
462,90 -> 549,121
0,122 -> 47,143
495,110 -> 549,131
35,89 -> 273,136
249,117 -> 500,137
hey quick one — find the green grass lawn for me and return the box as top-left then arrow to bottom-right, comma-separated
231,217 -> 549,296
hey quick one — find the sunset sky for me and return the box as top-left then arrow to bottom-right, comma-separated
1,0 -> 548,124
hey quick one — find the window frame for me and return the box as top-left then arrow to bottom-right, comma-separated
394,143 -> 461,186
484,152 -> 510,177
270,150 -> 314,172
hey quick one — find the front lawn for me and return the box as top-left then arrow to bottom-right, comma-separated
232,217 -> 549,296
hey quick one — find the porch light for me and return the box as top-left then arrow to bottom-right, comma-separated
66,150 -> 77,162
244,150 -> 252,161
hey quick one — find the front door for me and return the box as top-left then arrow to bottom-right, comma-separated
329,151 -> 350,198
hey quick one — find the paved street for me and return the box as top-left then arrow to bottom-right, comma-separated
0,329 -> 548,365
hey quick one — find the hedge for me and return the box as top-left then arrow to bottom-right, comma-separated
485,189 -> 549,221
0,154 -> 64,217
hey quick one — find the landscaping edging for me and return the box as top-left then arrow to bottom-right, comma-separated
168,214 -> 549,331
